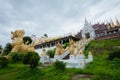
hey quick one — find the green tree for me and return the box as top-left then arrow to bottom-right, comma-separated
0,45 -> 2,50
44,34 -> 48,37
3,43 -> 12,55
23,52 -> 40,68
0,45 -> 2,54
23,36 -> 32,45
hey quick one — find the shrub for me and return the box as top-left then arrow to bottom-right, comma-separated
62,42 -> 69,49
47,49 -> 55,58
3,43 -> 12,55
110,58 -> 120,69
108,49 -> 120,60
0,56 -> 9,68
10,52 -> 25,63
23,52 -> 40,68
54,60 -> 66,71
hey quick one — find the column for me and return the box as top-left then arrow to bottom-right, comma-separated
61,40 -> 63,45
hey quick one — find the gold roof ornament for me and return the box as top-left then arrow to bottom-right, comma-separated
106,22 -> 111,29
111,20 -> 115,28
116,18 -> 120,27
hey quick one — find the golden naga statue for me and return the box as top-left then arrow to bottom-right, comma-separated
11,30 -> 34,53
69,39 -> 75,55
55,42 -> 63,55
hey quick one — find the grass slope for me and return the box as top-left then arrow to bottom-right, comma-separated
0,38 -> 120,80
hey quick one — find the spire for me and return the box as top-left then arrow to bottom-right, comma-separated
116,18 -> 120,27
84,17 -> 89,26
111,20 -> 115,28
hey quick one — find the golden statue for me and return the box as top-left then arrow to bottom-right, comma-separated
79,50 -> 83,54
55,42 -> 63,55
116,18 -> 120,27
106,22 -> 111,29
111,20 -> 115,28
69,39 -> 75,55
11,30 -> 34,53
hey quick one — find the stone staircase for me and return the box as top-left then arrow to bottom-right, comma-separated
79,38 -> 92,51
55,38 -> 92,60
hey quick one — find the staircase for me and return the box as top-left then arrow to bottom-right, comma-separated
55,38 -> 92,60
79,38 -> 92,51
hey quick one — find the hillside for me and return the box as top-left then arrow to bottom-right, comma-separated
0,38 -> 120,80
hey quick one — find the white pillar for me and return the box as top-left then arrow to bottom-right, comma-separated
61,40 -> 63,45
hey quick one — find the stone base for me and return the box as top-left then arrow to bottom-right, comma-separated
69,55 -> 75,60
40,56 -> 50,63
85,57 -> 93,63
60,59 -> 85,69
54,55 -> 60,59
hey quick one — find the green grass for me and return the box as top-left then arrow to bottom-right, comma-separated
0,64 -> 80,80
0,38 -> 120,80
82,39 -> 120,80
84,38 -> 120,56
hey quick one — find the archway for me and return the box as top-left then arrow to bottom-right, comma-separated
85,33 -> 90,39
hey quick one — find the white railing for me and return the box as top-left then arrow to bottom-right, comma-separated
59,50 -> 70,59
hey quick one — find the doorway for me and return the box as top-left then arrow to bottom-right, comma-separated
85,33 -> 90,39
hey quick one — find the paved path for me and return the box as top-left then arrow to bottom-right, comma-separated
72,74 -> 93,80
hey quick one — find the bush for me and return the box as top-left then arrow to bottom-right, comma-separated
110,58 -> 120,69
3,43 -> 12,55
47,49 -> 55,58
54,60 -> 66,71
10,52 -> 25,63
0,56 -> 9,68
108,49 -> 120,60
62,42 -> 69,49
23,52 -> 40,68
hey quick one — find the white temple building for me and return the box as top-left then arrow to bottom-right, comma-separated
82,18 -> 96,40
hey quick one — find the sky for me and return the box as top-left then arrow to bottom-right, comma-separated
0,0 -> 120,47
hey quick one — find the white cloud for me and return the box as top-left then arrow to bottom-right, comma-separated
0,0 -> 120,47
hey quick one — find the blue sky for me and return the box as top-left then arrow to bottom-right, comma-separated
0,0 -> 120,47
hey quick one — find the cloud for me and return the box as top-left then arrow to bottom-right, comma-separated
0,0 -> 120,47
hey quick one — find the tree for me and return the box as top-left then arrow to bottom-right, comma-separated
0,45 -> 2,54
0,45 -> 2,50
23,36 -> 32,45
23,52 -> 40,68
3,43 -> 12,55
44,34 -> 48,38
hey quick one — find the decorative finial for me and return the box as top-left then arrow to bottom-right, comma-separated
106,21 -> 111,29
116,18 -> 120,27
111,19 -> 115,28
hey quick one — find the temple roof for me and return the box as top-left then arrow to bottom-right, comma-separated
35,35 -> 80,48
